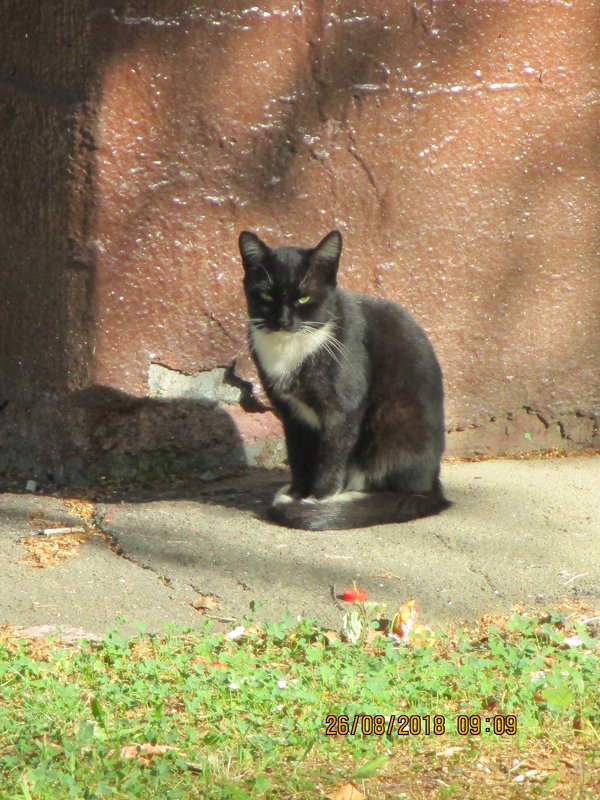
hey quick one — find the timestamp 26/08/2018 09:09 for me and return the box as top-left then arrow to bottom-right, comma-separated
325,714 -> 518,737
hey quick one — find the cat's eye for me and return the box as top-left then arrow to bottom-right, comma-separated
260,292 -> 273,302
297,296 -> 311,305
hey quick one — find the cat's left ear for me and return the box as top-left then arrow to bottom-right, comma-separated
311,230 -> 342,283
239,231 -> 270,273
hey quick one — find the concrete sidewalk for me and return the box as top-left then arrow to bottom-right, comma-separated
1,457 -> 598,637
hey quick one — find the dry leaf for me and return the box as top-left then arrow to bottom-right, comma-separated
129,640 -> 156,661
390,601 -> 434,645
327,782 -> 365,800
364,628 -> 383,645
142,743 -> 177,756
411,623 -> 435,646
121,745 -> 143,761
120,742 -> 178,765
322,629 -> 341,645
191,593 -> 219,612
392,599 -> 419,639
439,745 -> 464,758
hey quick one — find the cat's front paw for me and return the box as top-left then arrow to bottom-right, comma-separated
273,484 -> 309,505
289,482 -> 311,500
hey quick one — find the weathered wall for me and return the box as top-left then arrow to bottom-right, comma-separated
1,0 -> 599,485
0,2 -> 97,482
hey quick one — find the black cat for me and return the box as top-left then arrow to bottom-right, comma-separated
239,229 -> 450,530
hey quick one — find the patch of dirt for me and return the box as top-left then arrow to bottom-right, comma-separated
60,498 -> 96,523
20,530 -> 90,568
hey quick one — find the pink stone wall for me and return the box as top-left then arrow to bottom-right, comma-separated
1,1 -> 599,483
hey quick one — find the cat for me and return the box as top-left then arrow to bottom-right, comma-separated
239,229 -> 450,530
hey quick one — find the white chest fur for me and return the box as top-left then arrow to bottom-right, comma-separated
250,321 -> 333,390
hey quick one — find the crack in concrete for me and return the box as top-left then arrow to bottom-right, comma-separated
432,531 -> 453,551
92,502 -> 257,609
90,505 -> 175,586
468,565 -> 503,598
59,497 -> 187,590
433,532 -> 503,599
521,406 -> 598,444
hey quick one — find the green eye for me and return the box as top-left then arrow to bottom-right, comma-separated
297,296 -> 311,305
260,292 -> 273,302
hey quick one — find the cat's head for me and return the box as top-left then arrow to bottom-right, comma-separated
238,230 -> 342,333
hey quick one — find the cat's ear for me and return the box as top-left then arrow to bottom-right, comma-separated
239,231 -> 269,273
310,230 -> 342,284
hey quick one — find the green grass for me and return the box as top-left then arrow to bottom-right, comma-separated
0,608 -> 598,799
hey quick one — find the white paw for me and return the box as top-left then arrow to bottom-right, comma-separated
273,485 -> 293,505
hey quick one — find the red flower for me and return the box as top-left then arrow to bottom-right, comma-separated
341,588 -> 367,603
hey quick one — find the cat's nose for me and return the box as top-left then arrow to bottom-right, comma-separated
278,310 -> 294,331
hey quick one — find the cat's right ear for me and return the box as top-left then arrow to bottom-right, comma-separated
239,231 -> 269,273
314,230 -> 342,263
310,230 -> 342,284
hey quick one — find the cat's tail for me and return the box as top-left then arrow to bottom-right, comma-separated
268,484 -> 451,531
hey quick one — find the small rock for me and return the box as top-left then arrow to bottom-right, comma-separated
25,480 -> 37,493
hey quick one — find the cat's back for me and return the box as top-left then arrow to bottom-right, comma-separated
337,288 -> 443,403
338,289 -> 434,357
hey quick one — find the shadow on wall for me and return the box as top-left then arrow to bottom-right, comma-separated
0,386 -> 249,488
0,2 -> 253,486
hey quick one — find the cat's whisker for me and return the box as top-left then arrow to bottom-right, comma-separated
300,325 -> 344,367
321,342 -> 343,367
307,337 -> 341,367
301,322 -> 333,341
312,327 -> 349,363
327,338 -> 349,362
300,317 -> 349,361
